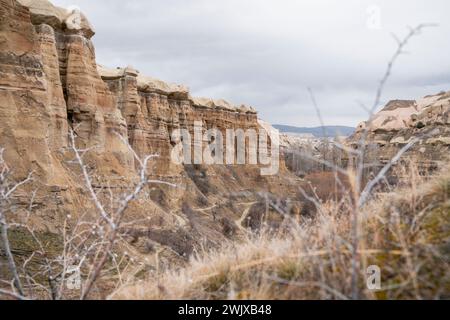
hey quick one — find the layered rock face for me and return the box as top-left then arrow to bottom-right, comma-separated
350,91 -> 450,171
1,0 -> 136,178
1,0 -> 301,260
0,0 -> 66,182
0,0 -> 261,182
98,65 -> 259,178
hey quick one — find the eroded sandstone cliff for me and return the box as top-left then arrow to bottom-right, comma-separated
0,0 -> 301,267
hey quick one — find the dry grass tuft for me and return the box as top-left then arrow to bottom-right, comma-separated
112,166 -> 450,300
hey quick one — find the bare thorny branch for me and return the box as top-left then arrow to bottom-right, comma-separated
0,148 -> 34,298
1,129 -> 175,300
355,23 -> 437,199
68,129 -> 176,299
302,24 -> 437,300
350,24 -> 437,300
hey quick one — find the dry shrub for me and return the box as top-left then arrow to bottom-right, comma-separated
112,166 -> 450,300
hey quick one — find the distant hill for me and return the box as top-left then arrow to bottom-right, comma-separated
273,125 -> 355,138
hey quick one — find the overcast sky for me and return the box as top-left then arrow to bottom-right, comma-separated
52,0 -> 450,127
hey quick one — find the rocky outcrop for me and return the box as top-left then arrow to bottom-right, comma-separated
350,91 -> 450,171
355,92 -> 450,135
17,0 -> 94,38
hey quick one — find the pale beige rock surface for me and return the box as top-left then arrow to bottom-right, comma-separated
17,0 -> 95,38
356,91 -> 450,135
350,91 -> 450,170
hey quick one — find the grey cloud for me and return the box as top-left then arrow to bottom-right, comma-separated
52,0 -> 450,126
